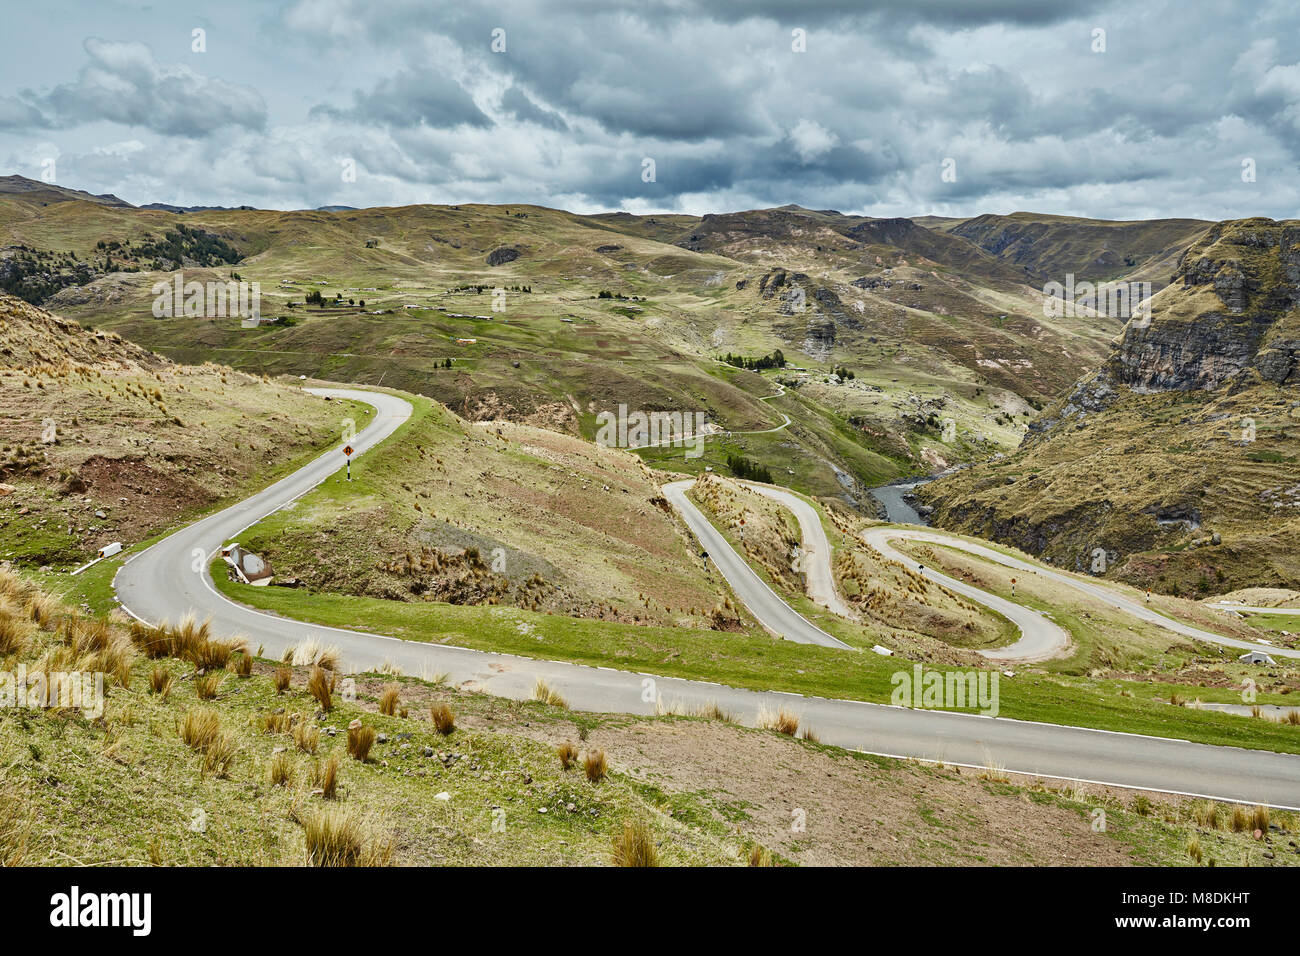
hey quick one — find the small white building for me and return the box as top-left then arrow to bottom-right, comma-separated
1239,650 -> 1276,665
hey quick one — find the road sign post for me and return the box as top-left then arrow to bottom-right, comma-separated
344,444 -> 353,480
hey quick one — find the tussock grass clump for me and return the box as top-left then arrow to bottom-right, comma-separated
694,700 -> 735,723
800,726 -> 821,744
273,666 -> 291,693
303,809 -> 392,867
181,707 -> 221,751
1226,804 -> 1271,833
231,651 -> 253,678
757,705 -> 799,737
1193,801 -> 1221,830
557,740 -> 579,771
180,707 -> 237,777
379,684 -> 400,716
285,639 -> 340,670
196,672 -> 222,700
1187,833 -> 1203,864
129,613 -> 240,673
747,843 -> 773,867
430,703 -> 456,735
308,666 -> 333,712
1285,709 -> 1300,726
347,721 -> 375,762
268,752 -> 295,788
1133,794 -> 1151,817
584,749 -> 607,783
0,779 -> 32,866
611,817 -> 658,867
24,589 -> 59,629
262,710 -> 294,735
0,613 -> 33,657
294,719 -> 319,755
148,666 -> 172,698
979,758 -> 1010,784
532,677 -> 568,709
312,755 -> 339,800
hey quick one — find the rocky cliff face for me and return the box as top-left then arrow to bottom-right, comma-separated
1104,219 -> 1300,393
1023,219 -> 1300,447
919,218 -> 1300,595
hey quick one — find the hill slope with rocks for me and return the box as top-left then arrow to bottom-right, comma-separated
919,219 -> 1300,596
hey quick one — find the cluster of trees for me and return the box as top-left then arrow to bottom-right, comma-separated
723,349 -> 786,371
448,283 -> 532,293
596,290 -> 643,301
726,453 -> 773,483
131,225 -> 241,270
0,249 -> 97,303
833,365 -> 855,380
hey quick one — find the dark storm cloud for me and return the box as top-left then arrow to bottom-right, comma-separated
500,87 -> 569,131
4,0 -> 1300,219
310,67 -> 491,129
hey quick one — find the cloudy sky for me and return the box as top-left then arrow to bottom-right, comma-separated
2,0 -> 1298,220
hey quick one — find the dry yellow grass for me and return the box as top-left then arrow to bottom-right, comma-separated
611,817 -> 658,867
430,703 -> 456,735
557,740 -> 579,771
293,719 -> 319,755
757,705 -> 799,736
532,677 -> 568,709
347,721 -> 375,762
273,666 -> 291,693
303,808 -> 391,867
584,749 -> 607,783
308,666 -> 332,712
378,684 -> 400,716
312,755 -> 339,800
196,672 -> 222,700
268,752 -> 295,788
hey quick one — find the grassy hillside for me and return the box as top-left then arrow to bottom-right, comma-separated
229,392 -> 737,629
921,218 -> 1300,595
940,211 -> 1211,290
0,293 -> 367,574
3,566 -> 1296,867
0,182 -> 1138,506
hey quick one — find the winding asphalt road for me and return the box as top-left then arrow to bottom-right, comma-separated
113,388 -> 1300,808
661,480 -> 851,648
865,527 -> 1298,662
